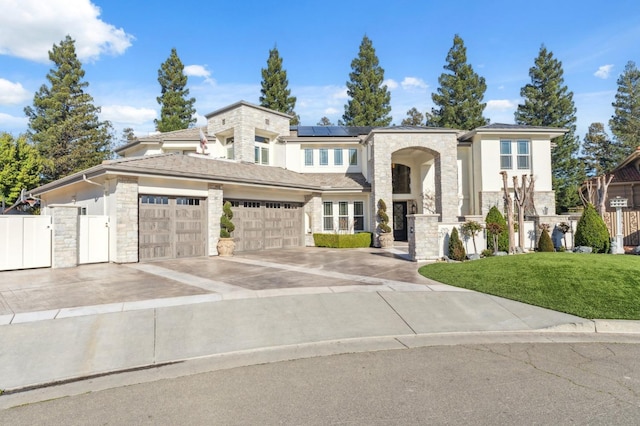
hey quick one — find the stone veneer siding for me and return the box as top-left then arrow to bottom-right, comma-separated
208,184 -> 223,255
408,214 -> 440,261
369,132 -> 459,246
479,190 -> 556,217
50,205 -> 80,268
115,176 -> 139,263
304,192 -> 323,246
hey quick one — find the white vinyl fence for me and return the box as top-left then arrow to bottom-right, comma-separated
0,215 -> 52,271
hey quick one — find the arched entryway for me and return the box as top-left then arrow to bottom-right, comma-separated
391,148 -> 438,241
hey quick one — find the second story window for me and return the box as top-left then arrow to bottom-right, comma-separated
349,148 -> 357,166
500,140 -> 512,169
254,135 -> 269,165
320,149 -> 328,166
517,140 -> 530,169
305,149 -> 313,166
500,140 -> 530,170
334,149 -> 343,165
226,137 -> 234,160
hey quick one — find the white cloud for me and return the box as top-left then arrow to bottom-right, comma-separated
100,105 -> 156,125
185,64 -> 216,85
0,79 -> 30,105
324,107 -> 339,115
0,0 -> 133,63
594,64 -> 614,79
332,87 -> 348,100
383,79 -> 399,90
486,99 -> 517,111
0,112 -> 28,130
401,77 -> 428,90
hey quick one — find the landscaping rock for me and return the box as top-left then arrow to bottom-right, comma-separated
515,247 -> 525,254
495,251 -> 508,256
573,246 -> 593,253
467,253 -> 481,261
443,256 -> 461,263
631,246 -> 640,255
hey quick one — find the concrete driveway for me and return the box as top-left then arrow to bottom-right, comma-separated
0,247 -> 438,316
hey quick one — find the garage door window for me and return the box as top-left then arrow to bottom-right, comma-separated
141,195 -> 168,204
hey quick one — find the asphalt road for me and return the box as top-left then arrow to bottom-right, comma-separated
2,341 -> 640,425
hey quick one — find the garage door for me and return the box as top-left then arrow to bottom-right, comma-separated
139,195 -> 206,261
229,200 -> 303,252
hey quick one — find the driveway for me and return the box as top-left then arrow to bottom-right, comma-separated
0,247 -> 441,316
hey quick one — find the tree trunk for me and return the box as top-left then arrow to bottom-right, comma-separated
501,172 -> 515,254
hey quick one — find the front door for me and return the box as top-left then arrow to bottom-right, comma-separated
393,201 -> 408,241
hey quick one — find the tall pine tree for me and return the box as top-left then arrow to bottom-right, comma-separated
24,36 -> 112,183
515,46 -> 581,213
427,34 -> 487,130
609,60 -> 640,159
155,48 -> 196,132
342,35 -> 392,127
260,46 -> 299,125
581,122 -> 620,176
0,133 -> 43,204
401,107 -> 425,126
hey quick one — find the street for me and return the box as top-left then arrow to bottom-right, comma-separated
2,340 -> 639,425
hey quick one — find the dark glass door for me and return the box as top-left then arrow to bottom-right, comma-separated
393,201 -> 408,241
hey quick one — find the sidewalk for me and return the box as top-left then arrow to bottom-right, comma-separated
1,246 -> 638,393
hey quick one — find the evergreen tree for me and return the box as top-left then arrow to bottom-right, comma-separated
426,34 -> 488,130
260,46 -> 299,125
155,48 -> 196,132
581,122 -> 620,176
120,127 -> 136,144
485,206 -> 508,252
24,36 -> 112,183
401,107 -> 425,126
575,203 -> 610,253
317,116 -> 333,126
515,46 -> 581,213
0,133 -> 43,205
448,226 -> 466,261
609,61 -> 640,158
342,35 -> 392,127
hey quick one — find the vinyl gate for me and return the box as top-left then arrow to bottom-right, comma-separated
79,216 -> 110,264
0,216 -> 52,271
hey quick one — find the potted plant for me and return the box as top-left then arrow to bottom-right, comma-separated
377,199 -> 393,248
217,201 -> 235,256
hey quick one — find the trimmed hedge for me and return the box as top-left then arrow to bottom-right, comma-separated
575,203 -> 610,253
313,233 -> 372,248
485,206 -> 509,252
538,229 -> 554,252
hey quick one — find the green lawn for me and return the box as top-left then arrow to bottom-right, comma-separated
419,253 -> 640,320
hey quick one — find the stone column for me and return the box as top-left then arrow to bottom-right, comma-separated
50,205 -> 80,268
208,184 -> 223,255
408,214 -> 440,261
114,177 -> 139,263
304,192 -> 323,246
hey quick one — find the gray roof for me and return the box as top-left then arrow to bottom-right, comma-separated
31,153 -> 370,195
115,126 -> 207,154
458,123 -> 568,141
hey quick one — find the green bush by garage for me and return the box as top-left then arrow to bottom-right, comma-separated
313,233 -> 372,248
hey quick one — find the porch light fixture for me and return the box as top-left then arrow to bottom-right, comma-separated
411,201 -> 417,214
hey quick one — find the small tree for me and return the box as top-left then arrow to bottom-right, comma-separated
538,224 -> 555,252
485,206 -> 509,252
486,222 -> 506,254
377,199 -> 391,233
448,227 -> 466,261
220,201 -> 235,238
460,220 -> 482,254
574,203 -> 610,253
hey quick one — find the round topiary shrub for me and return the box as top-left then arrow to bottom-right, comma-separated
574,203 -> 610,253
220,201 -> 235,238
538,228 -> 554,252
448,227 -> 466,261
485,206 -> 508,252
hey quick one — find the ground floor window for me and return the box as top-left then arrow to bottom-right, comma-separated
338,201 -> 349,230
323,202 -> 333,230
354,201 -> 364,231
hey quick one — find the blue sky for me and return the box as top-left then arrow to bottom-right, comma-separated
1,0 -> 639,142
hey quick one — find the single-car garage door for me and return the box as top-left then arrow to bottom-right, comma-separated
139,195 -> 206,261
229,200 -> 303,252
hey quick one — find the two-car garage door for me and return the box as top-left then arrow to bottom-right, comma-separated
139,196 -> 303,260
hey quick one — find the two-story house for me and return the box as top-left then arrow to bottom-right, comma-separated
31,101 -> 565,263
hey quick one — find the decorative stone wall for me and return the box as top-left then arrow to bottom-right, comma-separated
114,177 -> 139,263
408,214 -> 440,261
479,190 -> 556,218
208,184 -> 223,255
304,192 -> 323,246
50,205 -> 80,268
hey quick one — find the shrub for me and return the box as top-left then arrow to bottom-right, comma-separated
575,203 -> 610,253
220,201 -> 235,238
448,227 -> 466,261
538,228 -> 554,252
313,233 -> 372,248
485,206 -> 508,252
377,199 -> 391,234
481,249 -> 494,257
460,220 -> 483,253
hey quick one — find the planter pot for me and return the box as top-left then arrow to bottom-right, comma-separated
378,233 -> 394,248
217,238 -> 235,256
